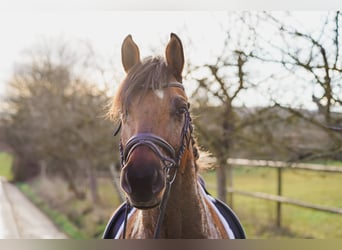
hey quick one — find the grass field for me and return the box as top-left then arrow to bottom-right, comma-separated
0,152 -> 13,181
18,162 -> 342,239
201,166 -> 342,239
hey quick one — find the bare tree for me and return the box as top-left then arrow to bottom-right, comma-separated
188,11 -> 342,204
2,39 -> 118,202
187,12 -> 267,203
248,11 -> 342,160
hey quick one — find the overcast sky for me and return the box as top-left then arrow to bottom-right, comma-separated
0,0 -> 340,10
0,11 -> 227,84
0,12 -> 329,80
0,1 -> 339,109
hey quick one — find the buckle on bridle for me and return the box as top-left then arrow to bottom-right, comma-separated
163,162 -> 177,184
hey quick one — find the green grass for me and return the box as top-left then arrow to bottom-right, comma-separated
0,152 -> 13,181
19,176 -> 122,239
201,166 -> 342,239
307,160 -> 342,167
17,182 -> 87,239
17,162 -> 342,239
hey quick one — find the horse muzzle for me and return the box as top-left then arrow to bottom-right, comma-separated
120,146 -> 166,209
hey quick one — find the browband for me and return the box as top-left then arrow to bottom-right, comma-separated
165,82 -> 184,90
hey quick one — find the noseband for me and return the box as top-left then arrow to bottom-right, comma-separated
123,133 -> 177,183
115,82 -> 193,239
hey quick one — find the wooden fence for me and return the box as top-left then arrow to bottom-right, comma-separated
225,158 -> 342,228
108,159 -> 342,228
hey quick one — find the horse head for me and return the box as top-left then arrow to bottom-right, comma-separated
113,33 -> 192,209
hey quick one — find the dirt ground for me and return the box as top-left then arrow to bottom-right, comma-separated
0,177 -> 67,239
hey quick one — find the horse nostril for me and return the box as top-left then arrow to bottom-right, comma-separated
121,170 -> 132,194
152,170 -> 164,194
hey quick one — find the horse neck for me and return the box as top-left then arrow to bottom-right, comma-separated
142,149 -> 207,238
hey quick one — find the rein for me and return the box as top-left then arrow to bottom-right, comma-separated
115,82 -> 193,239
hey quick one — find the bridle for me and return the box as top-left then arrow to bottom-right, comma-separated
114,82 -> 193,239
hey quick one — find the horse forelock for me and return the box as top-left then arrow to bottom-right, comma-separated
108,57 -> 171,121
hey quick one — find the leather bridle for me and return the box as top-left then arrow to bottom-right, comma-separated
114,82 -> 193,239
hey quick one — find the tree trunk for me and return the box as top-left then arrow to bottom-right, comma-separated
80,159 -> 100,204
39,160 -> 47,179
216,160 -> 227,203
62,166 -> 85,200
227,164 -> 234,208
216,103 -> 235,204
88,166 -> 100,203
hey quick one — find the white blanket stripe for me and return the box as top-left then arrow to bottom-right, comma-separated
114,207 -> 137,239
198,182 -> 235,239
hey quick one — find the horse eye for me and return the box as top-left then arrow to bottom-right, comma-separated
172,98 -> 188,118
175,103 -> 188,117
176,107 -> 186,116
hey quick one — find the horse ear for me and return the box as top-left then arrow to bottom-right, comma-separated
165,33 -> 184,83
121,35 -> 141,73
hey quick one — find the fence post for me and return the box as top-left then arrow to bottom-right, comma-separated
227,164 -> 234,209
276,167 -> 282,228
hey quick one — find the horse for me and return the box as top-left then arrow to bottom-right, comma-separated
103,33 -> 245,239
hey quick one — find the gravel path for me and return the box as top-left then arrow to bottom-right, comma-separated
0,177 -> 67,239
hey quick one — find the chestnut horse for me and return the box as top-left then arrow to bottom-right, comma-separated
104,33 -> 245,239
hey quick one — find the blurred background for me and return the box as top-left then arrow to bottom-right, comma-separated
0,10 -> 341,238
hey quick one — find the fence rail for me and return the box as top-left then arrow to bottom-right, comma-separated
227,188 -> 342,214
227,158 -> 342,173
225,158 -> 342,227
